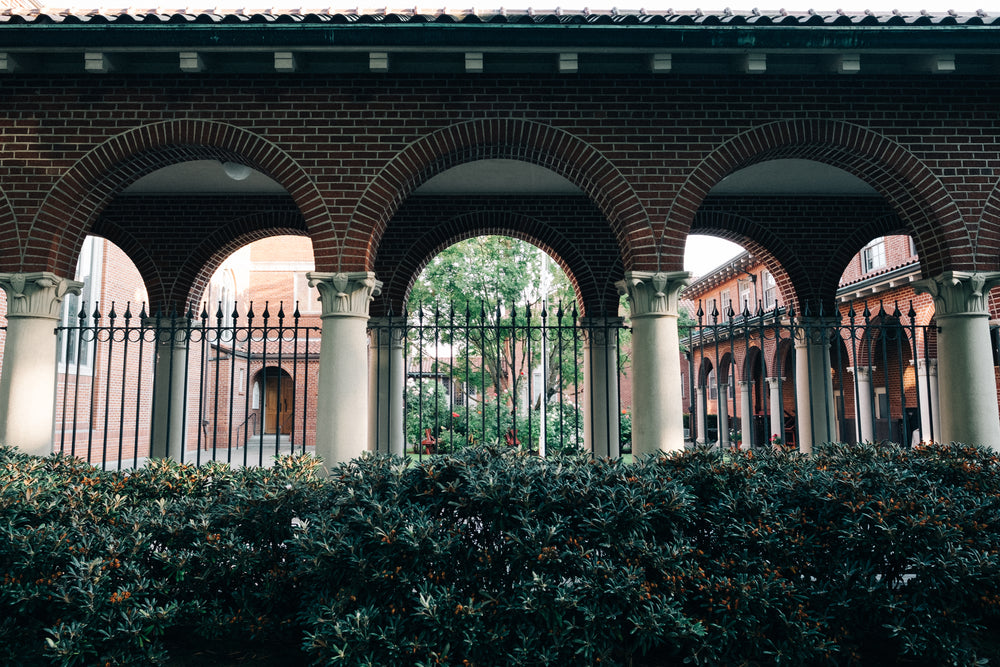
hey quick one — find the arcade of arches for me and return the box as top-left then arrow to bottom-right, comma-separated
3,10 -> 1000,465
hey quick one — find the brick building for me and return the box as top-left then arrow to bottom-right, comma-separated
680,233 -> 943,449
2,7 -> 1000,465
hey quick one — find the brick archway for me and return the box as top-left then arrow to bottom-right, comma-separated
975,181 -> 1000,272
349,118 -> 651,274
373,200 -> 624,318
26,120 -> 327,280
0,189 -> 19,273
665,120 -> 965,277
373,211 -> 609,318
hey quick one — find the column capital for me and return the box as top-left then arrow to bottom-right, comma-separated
737,380 -> 749,389
765,376 -> 784,388
847,366 -> 875,381
913,271 -> 1000,319
0,272 -> 82,319
792,316 -> 840,347
307,272 -> 382,318
616,271 -> 691,318
579,316 -> 624,347
916,358 -> 938,375
368,315 -> 406,349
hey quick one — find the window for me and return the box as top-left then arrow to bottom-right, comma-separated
58,236 -> 103,373
720,290 -> 733,319
738,279 -> 753,313
862,237 -> 886,273
762,271 -> 777,310
874,387 -> 889,419
705,298 -> 718,321
206,269 -> 236,328
294,272 -> 322,314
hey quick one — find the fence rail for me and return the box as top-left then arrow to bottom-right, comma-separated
369,301 -> 632,459
54,301 -> 320,470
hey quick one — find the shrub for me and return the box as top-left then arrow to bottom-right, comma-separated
4,442 -> 1000,666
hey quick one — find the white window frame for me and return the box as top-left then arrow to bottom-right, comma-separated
862,237 -> 887,273
58,236 -> 103,375
738,279 -> 753,313
294,272 -> 322,314
874,387 -> 889,419
762,271 -> 777,310
720,289 -> 733,319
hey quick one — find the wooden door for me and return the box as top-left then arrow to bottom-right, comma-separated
264,375 -> 293,435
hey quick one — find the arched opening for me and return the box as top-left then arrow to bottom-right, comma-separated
388,233 -> 623,458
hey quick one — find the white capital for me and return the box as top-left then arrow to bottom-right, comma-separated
0,272 -> 82,319
616,270 -> 690,318
307,272 -> 382,318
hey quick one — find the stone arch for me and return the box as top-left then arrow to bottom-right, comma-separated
664,120 -> 965,278
26,120 -> 327,280
372,208 -> 620,318
350,118 -> 652,274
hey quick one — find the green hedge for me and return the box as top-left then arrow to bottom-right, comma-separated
2,443 -> 1000,666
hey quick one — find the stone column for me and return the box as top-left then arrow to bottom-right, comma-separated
793,317 -> 837,454
308,272 -> 382,469
616,271 -> 691,454
849,366 -> 876,443
0,273 -> 82,456
580,316 -> 622,458
150,316 -> 191,461
718,382 -> 730,447
738,380 -> 752,449
368,316 -> 406,456
914,359 -> 941,443
766,376 -> 784,448
695,386 -> 707,446
914,272 -> 1000,447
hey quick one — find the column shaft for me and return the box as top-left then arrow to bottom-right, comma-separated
718,383 -> 730,448
851,366 -> 875,443
581,316 -> 622,458
915,272 -> 1000,447
616,271 -> 691,454
150,319 -> 191,460
309,272 -> 382,469
794,318 -> 837,454
766,376 -> 783,448
368,317 -> 405,456
696,386 -> 707,446
738,380 -> 752,450
0,273 -> 81,457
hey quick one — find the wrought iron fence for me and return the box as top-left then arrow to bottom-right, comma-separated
54,301 -> 320,470
369,302 -> 632,459
684,299 -> 938,449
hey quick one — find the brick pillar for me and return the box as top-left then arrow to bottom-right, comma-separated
914,272 -> 1000,448
150,316 -> 192,461
616,271 -> 690,454
0,273 -> 82,456
308,272 -> 382,470
794,317 -> 838,454
368,316 -> 405,456
849,366 -> 876,443
580,316 -> 622,458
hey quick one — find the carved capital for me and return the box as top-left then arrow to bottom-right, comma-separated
579,316 -> 624,348
793,316 -> 840,347
916,358 -> 938,376
368,316 -> 406,349
848,366 -> 875,382
913,271 -> 1000,319
616,270 -> 690,318
307,272 -> 382,318
765,376 -> 784,388
0,272 -> 82,320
